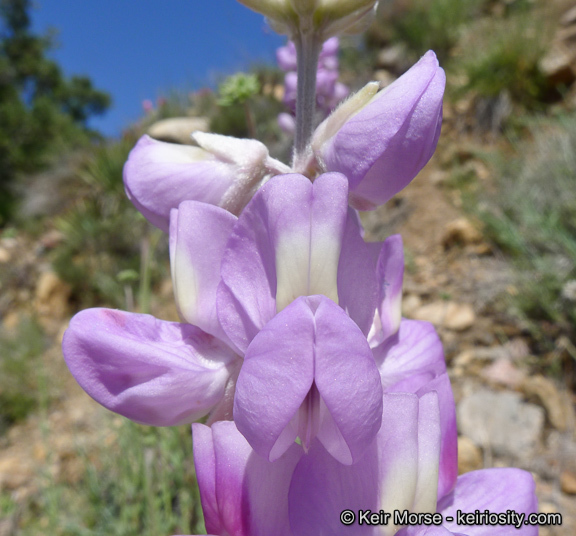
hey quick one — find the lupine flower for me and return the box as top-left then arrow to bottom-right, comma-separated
63,173 -> 392,459
64,171 -> 454,468
188,390 -> 536,536
311,50 -> 445,210
123,132 -> 290,232
277,37 -> 350,134
62,201 -> 243,426
234,294 -> 382,465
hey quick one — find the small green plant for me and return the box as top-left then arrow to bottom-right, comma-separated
384,0 -> 487,63
217,73 -> 260,107
216,72 -> 261,139
211,68 -> 285,146
476,113 -> 576,342
0,316 -> 48,432
52,137 -> 167,310
17,418 -> 204,535
457,12 -> 550,107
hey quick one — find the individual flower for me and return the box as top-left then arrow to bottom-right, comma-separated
365,233 -> 457,498
62,202 -> 243,426
310,50 -> 446,210
234,294 -> 382,465
192,420 -> 302,536
216,172 -> 379,351
188,392 -> 537,536
123,132 -> 290,232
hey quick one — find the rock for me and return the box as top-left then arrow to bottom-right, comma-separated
373,69 -> 396,87
412,301 -> 475,331
442,218 -> 483,249
562,280 -> 576,301
458,436 -> 483,474
34,271 -> 71,320
482,358 -> 526,389
561,471 -> 576,495
444,302 -> 475,331
429,170 -> 450,186
402,294 -> 422,316
412,301 -> 445,325
0,515 -> 18,536
39,229 -> 65,250
147,116 -> 210,144
0,237 -> 17,249
561,5 -> 576,26
0,455 -> 34,490
376,44 -> 407,71
539,502 -> 559,515
2,311 -> 20,330
540,41 -> 576,86
521,375 -> 571,432
453,344 -> 527,375
0,246 -> 10,263
504,337 -> 530,361
458,390 -> 545,458
453,350 -> 476,368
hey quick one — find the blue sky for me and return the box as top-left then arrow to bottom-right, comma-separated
31,1 -> 285,137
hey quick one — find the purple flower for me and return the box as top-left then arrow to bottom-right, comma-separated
277,37 -> 341,73
278,37 -> 350,128
277,112 -> 296,134
311,50 -> 445,210
62,201 -> 243,426
189,390 -> 536,536
216,172 -> 379,351
63,173 -> 389,458
123,133 -> 290,232
234,294 -> 382,465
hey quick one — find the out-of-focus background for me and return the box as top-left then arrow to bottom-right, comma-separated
0,0 -> 575,534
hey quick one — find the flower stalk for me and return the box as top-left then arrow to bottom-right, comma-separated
293,31 -> 322,171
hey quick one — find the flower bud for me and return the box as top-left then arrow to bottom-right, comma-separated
237,0 -> 378,40
312,50 -> 445,210
123,133 -> 290,231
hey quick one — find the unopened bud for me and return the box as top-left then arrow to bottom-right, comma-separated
237,0 -> 378,40
123,134 -> 289,231
312,51 -> 445,210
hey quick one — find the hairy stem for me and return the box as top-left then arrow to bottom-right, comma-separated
293,30 -> 322,172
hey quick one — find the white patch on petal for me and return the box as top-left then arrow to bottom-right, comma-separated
310,221 -> 341,303
275,231 -> 313,313
413,391 -> 441,514
173,246 -> 200,326
379,456 -> 418,535
275,227 -> 340,313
